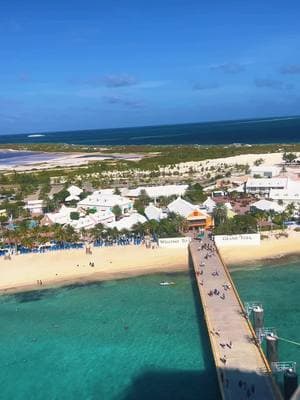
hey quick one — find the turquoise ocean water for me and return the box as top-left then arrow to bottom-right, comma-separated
231,260 -> 300,376
0,262 -> 299,400
0,272 -> 219,400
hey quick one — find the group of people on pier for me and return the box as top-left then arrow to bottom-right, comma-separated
193,234 -> 264,399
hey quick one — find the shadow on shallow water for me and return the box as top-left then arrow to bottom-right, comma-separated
12,289 -> 55,303
117,367 -> 284,400
119,368 -> 218,400
9,281 -> 106,304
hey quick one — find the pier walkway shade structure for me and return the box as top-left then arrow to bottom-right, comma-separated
189,237 -> 282,400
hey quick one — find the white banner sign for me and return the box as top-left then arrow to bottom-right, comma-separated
158,237 -> 191,248
214,233 -> 260,247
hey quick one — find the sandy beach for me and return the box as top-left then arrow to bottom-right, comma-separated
0,245 -> 188,293
1,231 -> 300,294
219,230 -> 300,266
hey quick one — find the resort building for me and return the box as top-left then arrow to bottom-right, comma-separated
121,184 -> 188,201
41,205 -> 79,226
185,209 -> 213,231
70,210 -> 115,231
202,197 -> 216,213
269,179 -> 300,206
41,205 -> 115,230
167,197 -> 213,231
144,203 -> 167,221
106,212 -> 146,231
78,192 -> 133,214
250,165 -> 281,178
245,178 -> 288,196
167,197 -> 197,218
24,200 -> 44,216
65,185 -> 83,202
250,199 -> 285,213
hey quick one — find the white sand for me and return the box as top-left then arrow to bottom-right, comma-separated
219,230 -> 300,265
1,151 -> 287,172
0,245 -> 188,293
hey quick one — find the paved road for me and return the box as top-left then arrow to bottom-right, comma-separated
189,236 -> 282,400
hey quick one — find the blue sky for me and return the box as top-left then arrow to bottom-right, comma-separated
1,0 -> 300,134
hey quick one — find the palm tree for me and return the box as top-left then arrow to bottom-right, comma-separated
286,202 -> 295,219
65,225 -> 79,243
213,204 -> 228,227
21,235 -> 35,249
132,222 -> 147,236
92,223 -> 106,240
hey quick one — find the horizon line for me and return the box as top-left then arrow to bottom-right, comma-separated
1,113 -> 300,137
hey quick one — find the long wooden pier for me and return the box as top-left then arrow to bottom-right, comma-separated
189,236 -> 282,400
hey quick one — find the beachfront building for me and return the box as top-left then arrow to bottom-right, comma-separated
78,192 -> 133,214
70,210 -> 115,231
24,200 -> 44,216
167,197 -> 213,231
121,184 -> 188,201
245,178 -> 288,196
250,165 -> 281,178
106,212 -> 146,231
250,199 -> 285,213
40,205 -> 79,226
41,205 -> 115,230
144,203 -> 167,221
185,209 -> 213,231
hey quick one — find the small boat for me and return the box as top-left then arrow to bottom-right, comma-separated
160,281 -> 175,286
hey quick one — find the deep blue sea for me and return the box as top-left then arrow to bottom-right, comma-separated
1,116 -> 300,146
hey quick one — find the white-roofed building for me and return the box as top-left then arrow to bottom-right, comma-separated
67,185 -> 83,197
70,210 -> 115,231
41,205 -> 79,226
106,212 -> 146,231
96,189 -> 115,195
202,197 -> 216,213
251,166 -> 281,178
24,200 -> 44,215
167,197 -> 213,230
228,184 -> 245,193
167,197 -> 196,218
78,192 -> 133,214
144,203 -> 167,221
245,178 -> 288,196
65,194 -> 80,202
250,199 -> 285,213
269,179 -> 300,206
122,184 -> 188,200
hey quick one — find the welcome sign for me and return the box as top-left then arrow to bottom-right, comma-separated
214,234 -> 261,247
